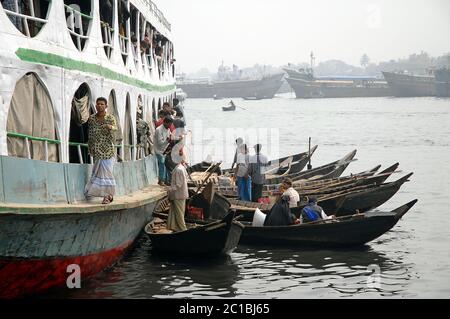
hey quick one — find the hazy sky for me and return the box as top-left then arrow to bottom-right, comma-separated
155,0 -> 450,73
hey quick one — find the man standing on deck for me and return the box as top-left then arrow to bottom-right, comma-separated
154,116 -> 173,185
167,151 -> 189,232
248,144 -> 268,202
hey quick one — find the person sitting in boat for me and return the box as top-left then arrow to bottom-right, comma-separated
300,197 -> 334,223
264,195 -> 299,226
229,100 -> 236,107
280,178 -> 300,209
167,149 -> 189,232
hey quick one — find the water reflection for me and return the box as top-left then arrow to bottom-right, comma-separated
232,245 -> 416,298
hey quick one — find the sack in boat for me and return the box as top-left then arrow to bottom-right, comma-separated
187,206 -> 204,220
252,208 -> 266,227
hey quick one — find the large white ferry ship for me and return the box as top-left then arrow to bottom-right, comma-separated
0,0 -> 176,298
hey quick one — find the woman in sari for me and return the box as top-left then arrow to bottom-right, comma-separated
84,97 -> 118,204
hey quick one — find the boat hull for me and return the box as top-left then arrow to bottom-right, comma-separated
0,201 -> 158,298
146,213 -> 243,256
435,69 -> 450,98
239,200 -> 417,247
382,71 -> 436,97
240,215 -> 400,247
178,73 -> 284,99
286,77 -> 391,99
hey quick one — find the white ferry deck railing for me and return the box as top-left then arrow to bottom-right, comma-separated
64,4 -> 92,51
101,21 -> 114,58
145,52 -> 153,74
2,4 -> 48,37
7,132 -> 138,164
141,0 -> 171,31
119,33 -> 129,57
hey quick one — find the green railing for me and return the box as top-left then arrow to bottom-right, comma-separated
7,132 -> 139,164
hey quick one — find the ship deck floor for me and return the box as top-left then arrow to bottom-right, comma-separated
0,185 -> 167,215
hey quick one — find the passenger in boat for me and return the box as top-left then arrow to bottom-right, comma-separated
264,195 -> 299,226
280,178 -> 300,209
84,97 -> 118,205
248,144 -> 269,202
167,151 -> 189,232
235,144 -> 252,201
300,197 -> 334,223
155,116 -> 173,185
229,100 -> 236,107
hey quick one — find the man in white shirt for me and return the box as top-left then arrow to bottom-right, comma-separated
281,178 -> 300,209
154,116 -> 172,185
167,152 -> 189,232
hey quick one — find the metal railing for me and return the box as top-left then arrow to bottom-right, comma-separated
101,21 -> 114,58
7,132 -> 139,164
2,0 -> 49,37
141,0 -> 171,31
7,131 -> 60,163
64,4 -> 92,51
119,33 -> 129,57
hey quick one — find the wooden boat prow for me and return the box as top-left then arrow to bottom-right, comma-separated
145,211 -> 244,256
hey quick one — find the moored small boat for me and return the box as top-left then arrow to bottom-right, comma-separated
238,200 -> 418,247
145,211 -> 244,256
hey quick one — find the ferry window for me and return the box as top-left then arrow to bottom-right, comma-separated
107,90 -> 123,159
143,22 -> 154,75
123,94 -> 134,161
130,5 -> 140,69
1,0 -> 51,37
158,98 -> 161,111
99,0 -> 114,59
7,72 -> 60,162
118,0 -> 130,65
64,0 -> 92,51
68,83 -> 93,164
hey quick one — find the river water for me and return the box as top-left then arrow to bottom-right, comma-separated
47,95 -> 450,298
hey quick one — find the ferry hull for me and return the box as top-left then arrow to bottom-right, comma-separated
178,73 -> 284,99
382,71 -> 436,97
435,69 -> 450,98
0,202 -> 157,298
286,77 -> 391,98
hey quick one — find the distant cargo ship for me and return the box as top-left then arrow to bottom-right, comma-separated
382,71 -> 436,97
284,68 -> 390,99
177,73 -> 284,99
435,68 -> 450,98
